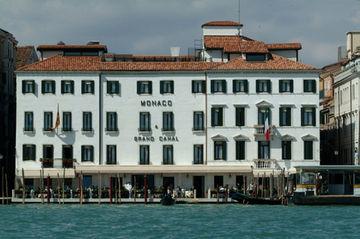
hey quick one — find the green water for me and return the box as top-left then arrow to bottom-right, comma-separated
0,204 -> 359,238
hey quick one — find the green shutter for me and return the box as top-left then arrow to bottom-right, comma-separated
267,80 -> 271,93
219,108 -> 223,126
290,80 -> 294,93
312,80 -> 316,93
279,108 -> 283,126
22,81 -> 25,93
81,81 -> 85,94
160,81 -> 164,94
137,81 -> 140,94
223,142 -> 227,161
233,80 -> 237,93
170,81 -> 174,93
244,80 -> 248,93
312,108 -> 316,126
287,108 -> 291,126
61,81 -> 65,94
222,80 -> 227,93
191,80 -> 195,93
52,81 -> 55,93
91,81 -> 94,94
211,80 -> 215,93
107,81 -> 110,94
303,80 -> 307,92
41,81 -> 45,94
201,80 -> 206,93
256,81 -> 259,93
211,108 -> 215,126
71,81 -> 74,94
279,80 -> 284,93
116,82 -> 120,94
301,108 -> 304,126
149,81 -> 152,94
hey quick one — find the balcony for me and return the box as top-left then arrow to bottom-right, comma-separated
41,158 -> 74,168
253,159 -> 276,169
253,125 -> 274,140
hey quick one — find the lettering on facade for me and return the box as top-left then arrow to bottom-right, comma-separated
140,100 -> 172,107
133,136 -> 179,142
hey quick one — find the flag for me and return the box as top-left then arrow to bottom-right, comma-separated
264,115 -> 270,141
52,104 -> 60,130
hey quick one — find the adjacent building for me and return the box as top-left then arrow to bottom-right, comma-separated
15,21 -> 319,197
0,28 -> 17,195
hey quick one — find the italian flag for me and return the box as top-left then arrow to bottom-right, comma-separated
264,116 -> 270,141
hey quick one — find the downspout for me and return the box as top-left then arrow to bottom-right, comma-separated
205,71 -> 208,165
99,72 -> 103,165
350,81 -> 353,165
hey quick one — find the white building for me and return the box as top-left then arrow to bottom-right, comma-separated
333,56 -> 360,165
15,21 -> 319,198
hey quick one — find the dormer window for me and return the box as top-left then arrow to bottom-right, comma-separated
246,53 -> 266,61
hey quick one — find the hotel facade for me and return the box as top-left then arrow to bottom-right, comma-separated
15,21 -> 319,198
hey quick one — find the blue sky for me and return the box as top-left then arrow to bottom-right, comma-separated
1,0 -> 359,67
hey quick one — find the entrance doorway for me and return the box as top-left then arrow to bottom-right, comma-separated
163,177 -> 175,191
193,176 -> 205,198
132,175 -> 155,190
214,176 -> 224,188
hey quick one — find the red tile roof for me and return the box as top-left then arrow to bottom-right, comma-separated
16,46 -> 38,69
17,54 -> 317,72
202,21 -> 243,27
214,54 -> 316,71
37,44 -> 107,51
204,36 -> 269,53
266,43 -> 302,50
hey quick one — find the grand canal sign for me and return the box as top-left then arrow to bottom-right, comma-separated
134,135 -> 179,142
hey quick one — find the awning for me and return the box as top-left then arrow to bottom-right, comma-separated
16,168 -> 76,179
75,165 -> 253,174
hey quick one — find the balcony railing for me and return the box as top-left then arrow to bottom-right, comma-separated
253,159 -> 276,169
40,158 -> 75,168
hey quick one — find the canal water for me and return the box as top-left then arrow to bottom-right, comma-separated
0,204 -> 359,238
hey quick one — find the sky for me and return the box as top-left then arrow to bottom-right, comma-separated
1,0 -> 359,67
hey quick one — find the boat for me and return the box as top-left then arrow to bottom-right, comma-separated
160,194 -> 175,206
231,192 -> 283,205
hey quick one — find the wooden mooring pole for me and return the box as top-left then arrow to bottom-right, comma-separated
98,171 -> 101,204
2,167 -> 4,205
109,176 -> 112,204
40,169 -> 44,204
5,172 -> 8,204
62,168 -> 65,204
118,174 -> 121,204
57,173 -> 61,204
22,168 -> 25,204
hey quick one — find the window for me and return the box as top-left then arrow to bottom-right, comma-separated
246,53 -> 266,61
282,141 -> 291,160
258,141 -> 270,159
81,80 -> 94,94
139,145 -> 150,165
233,80 -> 248,93
211,107 -> 223,127
193,111 -> 204,131
256,80 -> 271,93
62,112 -> 72,131
162,112 -> 174,131
258,108 -> 271,125
63,145 -> 73,159
301,107 -> 316,126
279,107 -> 291,126
137,81 -> 152,95
41,80 -> 55,94
43,145 -> 54,159
235,107 -> 245,126
61,80 -> 74,94
192,80 -> 206,93
236,141 -> 245,160
24,112 -> 34,131
139,112 -> 151,131
163,145 -> 174,165
22,80 -> 35,94
107,81 -> 120,94
81,145 -> 93,162
106,112 -> 118,131
106,145 -> 117,164
23,144 -> 35,161
279,80 -> 293,93
304,141 -> 313,159
82,112 -> 92,131
214,141 -> 227,160
193,145 -> 203,164
43,112 -> 53,131
211,80 -> 227,93
160,80 -> 174,94
304,80 -> 316,93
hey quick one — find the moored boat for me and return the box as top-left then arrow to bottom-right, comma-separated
160,194 -> 175,206
231,192 -> 283,205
